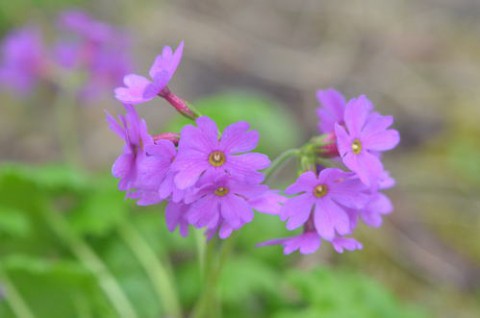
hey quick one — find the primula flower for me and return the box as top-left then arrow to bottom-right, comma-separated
335,95 -> 400,187
172,116 -> 270,189
115,42 -> 184,104
106,104 -> 153,191
127,140 -> 176,206
280,168 -> 368,241
316,88 -> 346,134
184,175 -> 280,239
0,27 -> 45,94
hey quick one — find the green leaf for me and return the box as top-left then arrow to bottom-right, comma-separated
0,206 -> 31,238
220,256 -> 282,310
166,92 -> 302,156
69,176 -> 128,237
282,267 -> 427,318
1,254 -> 113,317
0,163 -> 88,192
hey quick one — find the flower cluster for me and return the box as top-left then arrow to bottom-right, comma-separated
108,41 -> 399,252
0,10 -> 131,100
261,88 -> 399,254
108,43 -> 283,239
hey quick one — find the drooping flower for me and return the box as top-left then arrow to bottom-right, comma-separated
172,116 -> 270,189
316,88 -> 346,134
335,95 -> 400,187
105,104 -> 153,191
280,168 -> 368,241
115,42 -> 184,104
0,27 -> 45,94
184,174 -> 281,239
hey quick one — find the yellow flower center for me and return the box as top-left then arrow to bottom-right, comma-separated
313,184 -> 328,198
351,139 -> 362,155
208,150 -> 226,167
214,186 -> 229,196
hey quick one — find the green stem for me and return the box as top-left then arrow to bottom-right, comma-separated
43,210 -> 138,318
193,237 -> 235,318
264,148 -> 300,183
194,229 -> 207,281
0,267 -> 36,318
117,221 -> 182,318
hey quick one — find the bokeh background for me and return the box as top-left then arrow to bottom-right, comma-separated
1,0 -> 480,317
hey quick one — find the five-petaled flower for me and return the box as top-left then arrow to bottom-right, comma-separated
115,42 -> 184,104
335,95 -> 400,187
172,116 -> 270,189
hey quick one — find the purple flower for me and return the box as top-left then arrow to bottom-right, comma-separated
258,231 -> 321,255
58,10 -> 113,43
358,192 -> 392,227
127,140 -> 177,206
248,190 -> 286,215
56,10 -> 132,101
184,175 -> 278,239
0,27 -> 45,94
259,231 -> 362,255
316,88 -> 346,134
115,42 -> 184,104
335,96 -> 400,187
280,168 -> 368,241
332,237 -> 363,253
165,201 -> 190,237
106,104 -> 153,191
172,116 -> 270,189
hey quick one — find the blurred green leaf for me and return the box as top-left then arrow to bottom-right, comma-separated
166,92 -> 302,156
221,256 -> 281,306
1,254 -> 112,317
0,206 -> 31,238
281,267 -> 426,318
69,177 -> 127,237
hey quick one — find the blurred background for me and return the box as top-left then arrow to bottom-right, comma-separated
0,0 -> 479,317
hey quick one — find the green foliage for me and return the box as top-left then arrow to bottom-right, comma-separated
0,163 -> 427,317
276,268 -> 426,318
166,92 -> 303,156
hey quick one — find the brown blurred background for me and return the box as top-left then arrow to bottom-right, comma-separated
1,0 -> 480,316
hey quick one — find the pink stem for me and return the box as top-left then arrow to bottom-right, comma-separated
158,87 -> 197,119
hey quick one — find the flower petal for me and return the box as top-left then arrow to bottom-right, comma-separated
344,95 -> 373,136
173,160 -> 208,189
316,88 -> 346,133
187,196 -> 219,228
285,171 -> 318,195
364,129 -> 400,152
114,74 -> 152,104
314,198 -> 350,240
220,195 -> 253,229
220,121 -> 259,153
280,194 -> 313,230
